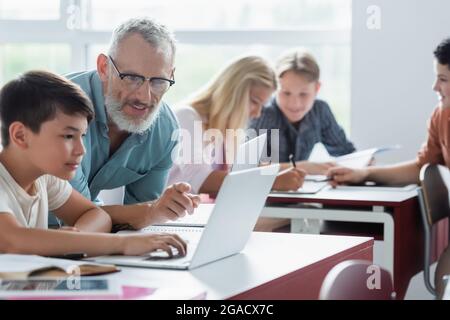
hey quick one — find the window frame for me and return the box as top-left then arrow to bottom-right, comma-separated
0,0 -> 350,71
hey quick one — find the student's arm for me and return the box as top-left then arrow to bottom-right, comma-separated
328,160 -> 420,186
295,161 -> 336,175
196,154 -> 307,193
102,182 -> 200,230
0,213 -> 187,257
277,161 -> 335,175
272,168 -> 306,191
53,189 -> 112,233
198,170 -> 228,194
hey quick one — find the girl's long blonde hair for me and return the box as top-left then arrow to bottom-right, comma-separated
189,55 -> 277,135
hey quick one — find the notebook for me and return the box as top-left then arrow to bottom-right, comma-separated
333,184 -> 418,192
308,142 -> 402,169
0,254 -> 119,280
0,279 -> 206,300
230,133 -> 267,172
87,164 -> 280,270
0,277 -> 121,299
272,180 -> 329,195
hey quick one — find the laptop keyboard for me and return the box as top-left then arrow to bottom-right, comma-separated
141,225 -> 203,243
117,226 -> 202,264
144,249 -> 186,261
141,225 -> 203,234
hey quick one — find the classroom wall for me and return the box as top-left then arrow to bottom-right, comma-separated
351,0 -> 450,164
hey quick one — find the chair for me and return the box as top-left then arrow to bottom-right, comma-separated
319,260 -> 395,300
417,163 -> 450,297
435,246 -> 450,299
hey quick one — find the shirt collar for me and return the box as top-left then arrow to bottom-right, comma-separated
90,72 -> 108,126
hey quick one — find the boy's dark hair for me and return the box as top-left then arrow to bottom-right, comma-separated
434,38 -> 450,67
0,70 -> 94,147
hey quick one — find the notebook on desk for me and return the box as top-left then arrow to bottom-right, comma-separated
0,254 -> 119,280
87,164 -> 279,270
308,142 -> 401,169
272,180 -> 329,195
333,184 -> 418,192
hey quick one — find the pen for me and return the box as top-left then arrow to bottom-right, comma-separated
289,154 -> 297,168
48,253 -> 87,260
277,154 -> 298,176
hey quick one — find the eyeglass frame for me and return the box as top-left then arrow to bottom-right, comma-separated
107,55 -> 175,94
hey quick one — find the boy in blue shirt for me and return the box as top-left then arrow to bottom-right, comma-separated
249,50 -> 355,174
0,71 -> 186,257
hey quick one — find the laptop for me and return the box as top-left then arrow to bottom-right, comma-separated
87,164 -> 279,270
230,133 -> 267,172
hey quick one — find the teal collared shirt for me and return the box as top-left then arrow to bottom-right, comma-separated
66,70 -> 179,204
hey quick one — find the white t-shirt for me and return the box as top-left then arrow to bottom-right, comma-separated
0,163 -> 72,229
167,105 -> 225,193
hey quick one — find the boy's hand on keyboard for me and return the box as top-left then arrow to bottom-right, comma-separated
148,183 -> 201,223
121,233 -> 187,257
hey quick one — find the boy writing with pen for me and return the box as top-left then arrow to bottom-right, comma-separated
249,49 -> 355,175
0,71 -> 191,258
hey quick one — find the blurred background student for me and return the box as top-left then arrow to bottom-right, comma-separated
249,49 -> 355,175
168,55 -> 305,195
329,38 -> 450,187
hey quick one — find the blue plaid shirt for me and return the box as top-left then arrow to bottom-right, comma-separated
248,97 -> 355,163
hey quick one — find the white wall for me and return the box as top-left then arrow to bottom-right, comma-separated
352,0 -> 450,164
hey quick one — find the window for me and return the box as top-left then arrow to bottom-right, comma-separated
87,0 -> 350,30
0,44 -> 70,83
0,0 -> 352,132
0,0 -> 60,20
164,44 -> 350,130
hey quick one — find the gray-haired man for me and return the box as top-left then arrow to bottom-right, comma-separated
66,18 -> 199,230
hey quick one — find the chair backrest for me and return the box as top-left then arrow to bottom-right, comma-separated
418,163 -> 450,296
319,260 -> 394,300
419,164 -> 450,226
435,246 -> 450,299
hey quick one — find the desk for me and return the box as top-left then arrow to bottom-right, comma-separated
263,186 -> 448,299
107,232 -> 373,300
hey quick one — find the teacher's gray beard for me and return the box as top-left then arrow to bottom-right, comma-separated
104,93 -> 160,135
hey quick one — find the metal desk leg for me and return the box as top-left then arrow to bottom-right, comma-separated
261,206 -> 395,279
